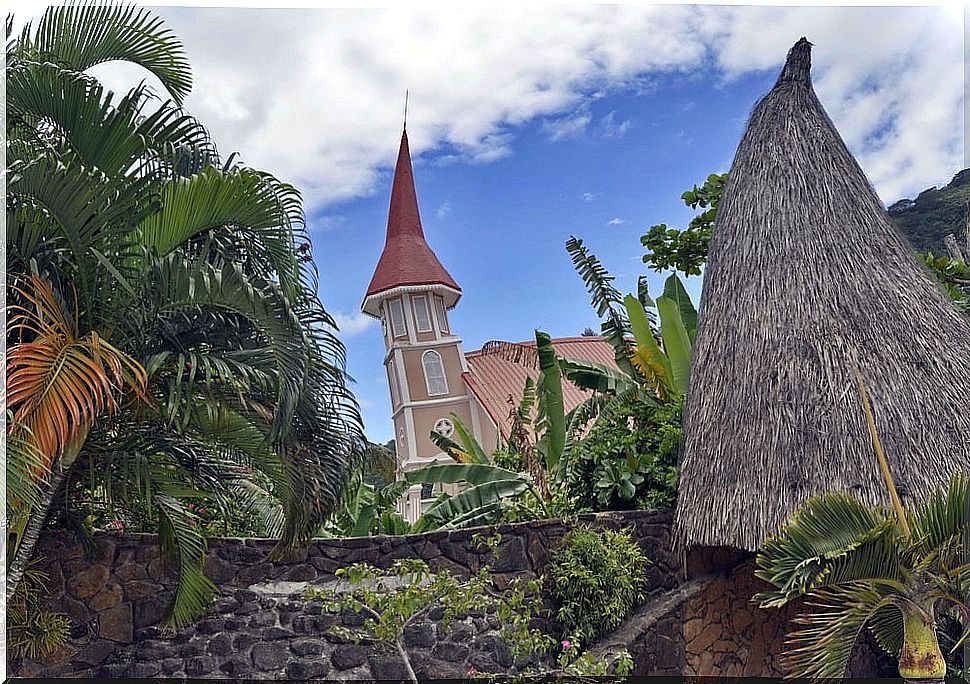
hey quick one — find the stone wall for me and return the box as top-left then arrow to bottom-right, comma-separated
682,559 -> 797,676
14,510 -> 679,679
680,558 -> 897,679
12,509 -> 894,680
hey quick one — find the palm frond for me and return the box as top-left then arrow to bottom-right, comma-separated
6,417 -> 47,513
21,3 -> 192,104
781,583 -> 895,679
137,167 -> 301,297
755,492 -> 905,607
910,473 -> 969,558
156,493 -> 218,627
566,236 -> 637,377
7,63 -> 212,179
7,276 -> 147,462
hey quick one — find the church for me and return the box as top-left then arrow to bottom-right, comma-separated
361,129 -> 618,522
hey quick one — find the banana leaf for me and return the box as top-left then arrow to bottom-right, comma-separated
624,294 -> 672,397
559,356 -> 634,394
412,478 -> 528,532
656,295 -> 692,395
405,462 -> 525,486
662,273 -> 698,340
534,330 -> 566,471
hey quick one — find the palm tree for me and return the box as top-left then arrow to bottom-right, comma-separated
6,4 -> 364,625
754,477 -> 968,680
754,375 -> 969,680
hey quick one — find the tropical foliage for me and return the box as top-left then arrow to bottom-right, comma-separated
755,376 -> 969,679
401,234 -> 700,529
6,3 -> 364,626
546,526 -> 649,645
565,237 -> 695,407
7,558 -> 72,660
755,476 -> 969,679
305,534 -> 634,682
398,330 -> 572,531
640,172 -> 727,276
482,330 -> 570,482
559,237 -> 694,512
325,479 -> 412,538
565,397 -> 681,511
406,462 -> 541,533
923,252 -> 970,314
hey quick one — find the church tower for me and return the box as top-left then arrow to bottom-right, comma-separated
362,129 -> 483,522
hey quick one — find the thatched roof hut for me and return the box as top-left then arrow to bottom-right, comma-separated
675,38 -> 970,552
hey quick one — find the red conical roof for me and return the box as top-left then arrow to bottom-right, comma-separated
364,131 -> 461,304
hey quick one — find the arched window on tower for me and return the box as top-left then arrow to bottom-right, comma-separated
422,350 -> 448,396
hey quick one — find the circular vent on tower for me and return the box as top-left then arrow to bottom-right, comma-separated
433,417 -> 455,438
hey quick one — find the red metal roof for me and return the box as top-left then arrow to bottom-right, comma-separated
364,130 -> 461,300
464,336 -> 622,439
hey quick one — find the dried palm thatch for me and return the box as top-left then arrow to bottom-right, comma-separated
674,38 -> 970,552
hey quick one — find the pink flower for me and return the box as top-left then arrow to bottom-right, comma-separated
561,640 -> 572,651
197,507 -> 206,515
108,520 -> 125,531
466,667 -> 477,677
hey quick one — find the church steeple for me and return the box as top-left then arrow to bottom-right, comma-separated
362,130 -> 460,316
361,128 -> 476,524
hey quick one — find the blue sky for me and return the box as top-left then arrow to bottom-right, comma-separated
315,67 -> 911,442
45,3 -> 962,443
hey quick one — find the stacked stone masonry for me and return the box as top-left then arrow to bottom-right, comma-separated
11,509 -> 892,678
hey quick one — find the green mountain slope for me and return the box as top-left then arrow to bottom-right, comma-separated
889,168 -> 970,256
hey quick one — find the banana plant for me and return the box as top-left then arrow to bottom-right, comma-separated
429,415 -> 491,465
624,274 -> 693,400
477,330 -> 569,476
754,374 -> 969,680
327,480 -> 412,537
411,370 -> 558,532
405,463 -> 542,533
563,264 -> 695,436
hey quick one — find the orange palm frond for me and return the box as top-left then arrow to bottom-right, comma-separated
7,276 -> 148,466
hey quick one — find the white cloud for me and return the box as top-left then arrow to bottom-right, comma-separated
704,5 -> 963,202
599,111 -> 632,138
311,215 -> 347,233
69,5 -> 960,210
582,192 -> 600,202
436,200 -> 452,219
328,311 -> 377,338
143,5 -> 711,210
608,217 -> 625,225
542,111 -> 593,141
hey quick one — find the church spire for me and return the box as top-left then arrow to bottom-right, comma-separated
362,129 -> 461,314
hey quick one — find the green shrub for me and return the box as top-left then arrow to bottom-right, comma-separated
567,398 -> 681,511
546,525 -> 649,645
304,534 -> 635,679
